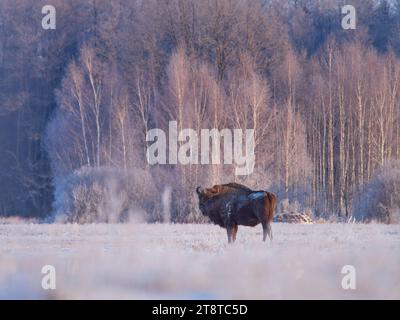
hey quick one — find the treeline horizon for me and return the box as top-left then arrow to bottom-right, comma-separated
1,0 -> 400,222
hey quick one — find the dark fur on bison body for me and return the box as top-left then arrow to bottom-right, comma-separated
196,183 -> 276,243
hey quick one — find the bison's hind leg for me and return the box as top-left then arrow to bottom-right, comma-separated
267,223 -> 273,241
262,221 -> 273,242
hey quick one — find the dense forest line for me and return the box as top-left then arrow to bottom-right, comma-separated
1,0 -> 400,222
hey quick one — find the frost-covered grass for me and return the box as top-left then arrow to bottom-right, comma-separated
0,222 -> 399,299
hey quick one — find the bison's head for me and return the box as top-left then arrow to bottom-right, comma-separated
196,185 -> 226,216
196,186 -> 209,215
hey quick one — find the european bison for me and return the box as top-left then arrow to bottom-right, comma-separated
196,183 -> 276,243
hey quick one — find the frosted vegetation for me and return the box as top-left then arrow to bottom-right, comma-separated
52,167 -> 161,223
49,161 -> 400,224
353,161 -> 400,224
0,223 -> 399,299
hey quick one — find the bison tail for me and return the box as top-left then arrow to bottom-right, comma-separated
265,191 -> 277,224
264,192 -> 276,241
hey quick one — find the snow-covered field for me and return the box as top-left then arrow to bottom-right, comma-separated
0,222 -> 399,299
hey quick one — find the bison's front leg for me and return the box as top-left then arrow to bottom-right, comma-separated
226,227 -> 232,243
225,202 -> 235,244
232,224 -> 238,242
226,224 -> 238,243
226,226 -> 233,243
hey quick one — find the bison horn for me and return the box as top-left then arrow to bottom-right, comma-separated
196,186 -> 203,194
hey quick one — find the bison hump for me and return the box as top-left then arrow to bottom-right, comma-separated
222,183 -> 252,192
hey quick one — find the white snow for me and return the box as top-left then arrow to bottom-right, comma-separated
0,222 -> 399,299
248,192 -> 265,200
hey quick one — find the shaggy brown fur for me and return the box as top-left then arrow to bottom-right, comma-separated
196,183 -> 276,243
